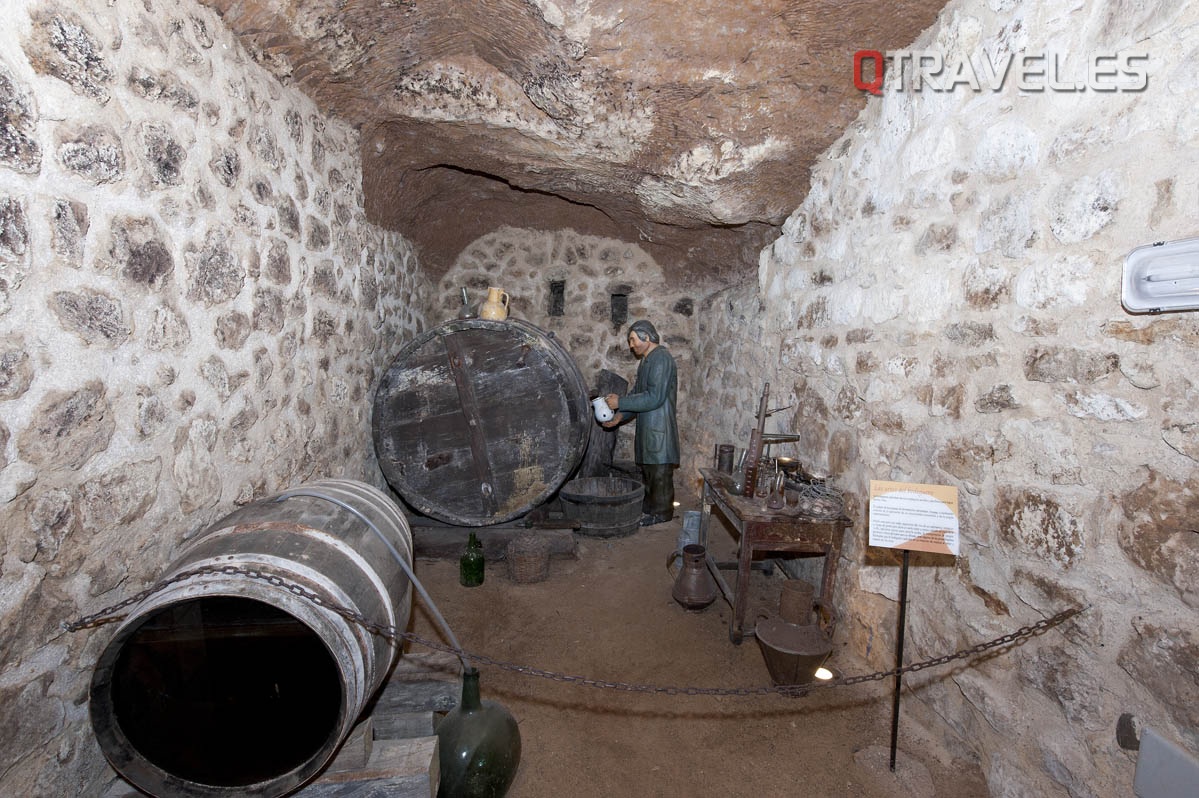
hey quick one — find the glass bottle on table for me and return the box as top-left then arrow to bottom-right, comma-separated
767,471 -> 787,510
457,287 -> 478,319
730,449 -> 747,494
742,453 -> 760,499
754,457 -> 773,498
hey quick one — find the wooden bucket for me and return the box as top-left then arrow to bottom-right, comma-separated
88,479 -> 413,798
559,476 -> 645,538
372,318 -> 589,526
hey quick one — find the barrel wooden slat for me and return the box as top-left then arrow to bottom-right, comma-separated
373,319 -> 589,526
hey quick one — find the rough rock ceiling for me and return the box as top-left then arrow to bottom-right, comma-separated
201,0 -> 947,286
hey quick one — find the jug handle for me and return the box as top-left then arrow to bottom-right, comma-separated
501,290 -> 510,308
665,549 -> 681,576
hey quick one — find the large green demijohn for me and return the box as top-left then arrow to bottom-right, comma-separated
436,667 -> 521,798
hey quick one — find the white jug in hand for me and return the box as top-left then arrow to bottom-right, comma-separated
592,397 -> 614,423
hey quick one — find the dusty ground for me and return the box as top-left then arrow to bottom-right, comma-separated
406,512 -> 991,798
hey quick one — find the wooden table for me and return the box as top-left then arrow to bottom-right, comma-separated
698,468 -> 851,644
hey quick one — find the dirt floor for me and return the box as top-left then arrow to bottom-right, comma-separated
405,512 -> 992,798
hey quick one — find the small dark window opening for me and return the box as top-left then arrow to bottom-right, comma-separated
548,280 -> 566,316
610,293 -> 628,326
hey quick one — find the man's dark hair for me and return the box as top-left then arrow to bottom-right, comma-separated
628,319 -> 659,344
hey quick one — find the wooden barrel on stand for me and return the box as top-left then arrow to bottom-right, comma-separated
372,318 -> 590,526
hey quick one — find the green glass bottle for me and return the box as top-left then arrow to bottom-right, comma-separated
460,532 -> 484,587
436,667 -> 521,798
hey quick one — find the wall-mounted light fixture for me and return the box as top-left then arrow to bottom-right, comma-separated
1122,236 -> 1199,314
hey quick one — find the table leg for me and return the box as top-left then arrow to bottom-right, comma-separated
819,543 -> 839,628
699,487 -> 712,550
706,552 -> 734,607
730,535 -> 753,645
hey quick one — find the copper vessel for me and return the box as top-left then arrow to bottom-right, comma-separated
667,544 -> 718,611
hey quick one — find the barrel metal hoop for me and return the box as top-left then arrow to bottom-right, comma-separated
273,490 -> 407,578
273,488 -> 465,661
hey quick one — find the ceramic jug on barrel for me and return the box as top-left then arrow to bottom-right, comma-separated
479,287 -> 510,320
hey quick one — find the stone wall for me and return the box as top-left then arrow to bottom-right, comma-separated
688,280 -> 774,475
434,226 -> 702,491
715,0 -> 1198,795
0,1 -> 427,794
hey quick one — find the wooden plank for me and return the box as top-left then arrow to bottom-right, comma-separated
327,717 -> 374,772
442,330 -> 498,516
371,651 -> 462,716
387,650 -> 462,682
296,737 -> 438,798
293,654 -> 453,796
372,710 -> 436,740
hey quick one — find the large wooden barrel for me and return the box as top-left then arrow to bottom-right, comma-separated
373,318 -> 590,526
88,479 -> 413,798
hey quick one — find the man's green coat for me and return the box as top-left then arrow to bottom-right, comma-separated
618,345 -> 679,465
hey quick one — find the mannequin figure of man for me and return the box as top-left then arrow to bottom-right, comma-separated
603,319 -> 678,527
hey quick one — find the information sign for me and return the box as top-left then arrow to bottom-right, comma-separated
868,480 -> 960,556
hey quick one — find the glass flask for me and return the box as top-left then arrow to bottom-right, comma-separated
767,471 -> 787,510
457,287 -> 478,319
754,458 -> 774,498
730,449 -> 747,494
436,667 -> 522,798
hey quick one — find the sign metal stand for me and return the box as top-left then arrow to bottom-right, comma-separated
867,480 -> 960,775
889,548 -> 910,772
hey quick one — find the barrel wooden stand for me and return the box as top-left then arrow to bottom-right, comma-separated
282,651 -> 459,798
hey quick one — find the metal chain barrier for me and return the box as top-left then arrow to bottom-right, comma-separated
62,565 -> 1087,697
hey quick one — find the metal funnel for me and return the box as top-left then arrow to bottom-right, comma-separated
755,614 -> 833,686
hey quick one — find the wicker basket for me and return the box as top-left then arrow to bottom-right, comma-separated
506,534 -> 551,583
